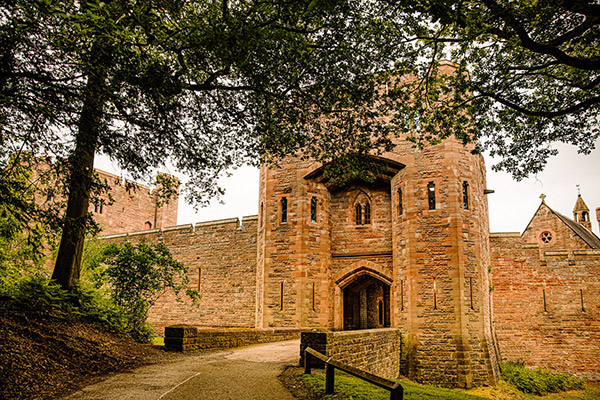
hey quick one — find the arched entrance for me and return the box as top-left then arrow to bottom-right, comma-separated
342,274 -> 390,330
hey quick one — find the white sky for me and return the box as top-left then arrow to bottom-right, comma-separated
95,138 -> 600,237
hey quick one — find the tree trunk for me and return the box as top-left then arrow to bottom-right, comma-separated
51,52 -> 108,290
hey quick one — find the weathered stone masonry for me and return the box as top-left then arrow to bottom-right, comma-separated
104,216 -> 258,334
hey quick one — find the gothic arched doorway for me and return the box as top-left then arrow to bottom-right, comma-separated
342,274 -> 390,330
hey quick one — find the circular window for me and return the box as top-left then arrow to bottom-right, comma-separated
540,231 -> 553,244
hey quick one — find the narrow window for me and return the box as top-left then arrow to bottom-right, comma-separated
198,268 -> 201,291
312,282 -> 316,311
355,204 -> 362,225
364,202 -> 371,224
462,181 -> 469,210
93,202 -> 99,213
543,289 -> 547,312
310,197 -> 317,223
99,200 -> 104,214
400,280 -> 404,311
280,281 -> 284,310
582,211 -> 589,222
433,280 -> 437,310
580,289 -> 585,312
398,188 -> 403,216
378,300 -> 383,325
413,112 -> 421,131
260,202 -> 264,227
428,182 -> 436,210
402,113 -> 411,131
469,277 -> 474,310
281,197 -> 287,223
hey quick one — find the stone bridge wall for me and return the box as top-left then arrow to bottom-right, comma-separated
300,328 -> 401,380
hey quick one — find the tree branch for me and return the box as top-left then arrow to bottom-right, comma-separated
480,0 -> 600,70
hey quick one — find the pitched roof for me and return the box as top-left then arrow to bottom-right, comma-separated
549,207 -> 600,249
573,194 -> 590,212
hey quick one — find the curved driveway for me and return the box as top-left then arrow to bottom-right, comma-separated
63,339 -> 299,400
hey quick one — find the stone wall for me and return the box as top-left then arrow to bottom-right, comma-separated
103,216 -> 258,335
164,325 -> 300,352
491,234 -> 600,380
300,328 -> 401,380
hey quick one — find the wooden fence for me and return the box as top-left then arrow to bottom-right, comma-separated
303,347 -> 404,400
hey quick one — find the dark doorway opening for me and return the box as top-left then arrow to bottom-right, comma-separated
343,274 -> 390,330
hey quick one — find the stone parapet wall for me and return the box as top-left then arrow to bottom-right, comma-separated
164,325 -> 301,352
491,235 -> 600,380
300,328 -> 401,380
103,216 -> 259,335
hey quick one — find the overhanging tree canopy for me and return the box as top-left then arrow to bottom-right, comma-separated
1,0 -> 598,288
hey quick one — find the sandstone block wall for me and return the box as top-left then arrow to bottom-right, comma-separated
103,216 -> 258,335
164,325 -> 301,352
491,234 -> 600,380
300,328 -> 401,380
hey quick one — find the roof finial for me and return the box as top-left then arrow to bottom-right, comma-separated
540,193 -> 546,203
576,184 -> 581,196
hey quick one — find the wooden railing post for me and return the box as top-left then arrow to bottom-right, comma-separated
390,382 -> 404,400
304,348 -> 312,375
303,347 -> 402,399
325,362 -> 335,395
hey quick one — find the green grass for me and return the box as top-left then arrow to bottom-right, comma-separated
152,336 -> 164,346
301,370 -> 488,400
300,370 -> 600,400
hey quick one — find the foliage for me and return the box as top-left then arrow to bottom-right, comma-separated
2,0 -> 598,288
381,0 -> 600,179
0,155 -> 59,279
96,240 -> 199,343
500,361 -> 584,396
0,275 -> 127,333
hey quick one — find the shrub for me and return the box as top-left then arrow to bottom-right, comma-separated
501,361 -> 584,395
96,240 -> 200,343
2,275 -> 126,331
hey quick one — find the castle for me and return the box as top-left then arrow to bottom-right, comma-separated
97,128 -> 600,386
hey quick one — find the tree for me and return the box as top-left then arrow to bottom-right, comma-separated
381,0 -> 600,178
1,0 -> 408,289
1,0 -> 598,289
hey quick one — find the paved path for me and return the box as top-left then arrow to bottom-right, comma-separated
63,340 -> 300,400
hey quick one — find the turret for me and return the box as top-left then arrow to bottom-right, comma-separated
573,193 -> 592,231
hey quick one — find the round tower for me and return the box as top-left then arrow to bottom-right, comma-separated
390,136 -> 499,387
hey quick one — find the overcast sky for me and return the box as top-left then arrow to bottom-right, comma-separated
95,138 -> 600,236
170,139 -> 600,236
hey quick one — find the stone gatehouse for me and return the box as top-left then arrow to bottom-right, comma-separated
101,127 -> 600,386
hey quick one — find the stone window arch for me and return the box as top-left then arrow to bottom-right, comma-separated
582,211 -> 589,222
353,191 -> 371,225
144,221 -> 152,229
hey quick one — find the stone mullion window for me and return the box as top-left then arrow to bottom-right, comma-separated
355,204 -> 362,225
364,202 -> 371,224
